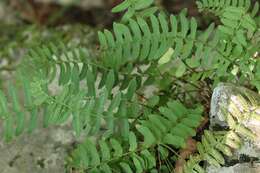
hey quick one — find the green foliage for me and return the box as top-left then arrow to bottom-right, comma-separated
0,0 -> 259,172
196,0 -> 259,17
111,0 -> 157,21
69,100 -> 203,172
185,91 -> 260,172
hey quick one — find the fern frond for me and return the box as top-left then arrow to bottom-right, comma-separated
0,68 -> 143,139
111,0 -> 157,21
98,12 -> 202,70
218,6 -> 257,39
196,0 -> 259,17
0,77 -> 39,141
69,100 -> 204,172
23,41 -> 90,84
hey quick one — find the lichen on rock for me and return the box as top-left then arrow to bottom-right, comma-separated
208,83 -> 260,173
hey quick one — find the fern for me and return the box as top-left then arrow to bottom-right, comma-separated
111,0 -> 157,21
0,0 -> 259,172
68,100 -> 203,172
0,39 -> 144,139
196,0 -> 259,17
184,91 -> 259,172
0,73 -> 142,139
98,11 -> 202,70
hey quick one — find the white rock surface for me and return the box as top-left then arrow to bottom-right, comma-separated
209,83 -> 260,172
210,83 -> 260,148
207,163 -> 260,173
0,125 -> 75,173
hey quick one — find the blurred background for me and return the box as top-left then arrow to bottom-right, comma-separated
0,0 -> 202,26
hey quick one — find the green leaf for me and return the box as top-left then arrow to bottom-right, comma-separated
100,164 -> 112,173
71,63 -> 80,92
132,155 -> 144,173
99,140 -> 111,161
30,80 -> 49,106
148,114 -> 168,133
220,18 -> 238,28
9,83 -> 25,135
175,60 -> 187,77
79,63 -> 88,80
105,70 -> 115,93
163,133 -> 185,148
77,145 -> 89,167
108,92 -> 122,113
98,31 -> 107,48
0,90 -> 8,117
86,69 -> 96,97
110,138 -> 123,157
72,104 -> 82,136
137,17 -> 151,38
182,41 -> 194,59
85,139 -> 100,166
241,14 -> 256,32
134,0 -> 154,10
158,47 -> 174,65
104,30 -> 115,47
141,150 -> 156,169
167,101 -> 188,118
129,131 -> 138,151
129,18 -> 142,39
137,125 -> 156,147
159,107 -> 177,122
158,145 -> 169,159
218,25 -> 233,35
147,95 -> 160,107
251,2 -> 259,17
190,17 -> 197,39
172,38 -> 183,59
170,15 -> 178,37
158,13 -> 168,33
126,78 -> 137,100
91,88 -> 108,134
63,62 -> 72,84
186,57 -> 200,68
112,0 -> 131,13
201,23 -> 215,42
120,162 -> 133,173
235,30 -> 247,46
138,7 -> 158,18
180,13 -> 189,37
3,114 -> 14,142
122,8 -> 135,22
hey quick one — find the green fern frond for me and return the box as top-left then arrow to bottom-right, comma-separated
98,12 -> 202,69
111,0 -> 157,21
0,78 -> 40,141
196,0 -> 259,17
218,6 -> 257,39
68,100 -> 204,172
0,68 -> 143,139
23,41 -> 90,83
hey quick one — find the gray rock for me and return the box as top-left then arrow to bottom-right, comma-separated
208,83 -> 260,172
207,163 -> 260,173
0,125 -> 76,173
210,83 -> 260,148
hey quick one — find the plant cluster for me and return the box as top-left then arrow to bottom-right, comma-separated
0,0 -> 259,172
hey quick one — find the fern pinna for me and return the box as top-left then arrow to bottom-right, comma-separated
0,0 -> 259,172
